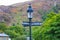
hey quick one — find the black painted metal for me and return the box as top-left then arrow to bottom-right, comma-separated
29,18 -> 32,40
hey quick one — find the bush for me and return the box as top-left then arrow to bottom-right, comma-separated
33,12 -> 60,40
15,35 -> 26,40
0,22 -> 7,32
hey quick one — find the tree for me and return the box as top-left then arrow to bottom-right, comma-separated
4,25 -> 25,39
33,12 -> 60,40
0,22 -> 7,32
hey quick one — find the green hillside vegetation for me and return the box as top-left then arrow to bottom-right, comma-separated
0,22 -> 26,40
0,0 -> 60,40
33,11 -> 60,40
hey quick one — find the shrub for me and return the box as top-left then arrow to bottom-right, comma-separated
33,12 -> 60,40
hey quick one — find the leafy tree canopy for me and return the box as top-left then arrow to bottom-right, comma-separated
33,12 -> 60,40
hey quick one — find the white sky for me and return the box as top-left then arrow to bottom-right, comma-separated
0,0 -> 30,6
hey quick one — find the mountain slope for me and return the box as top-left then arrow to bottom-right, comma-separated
0,0 -> 60,26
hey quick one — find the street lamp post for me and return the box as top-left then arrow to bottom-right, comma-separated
22,3 -> 42,40
27,4 -> 33,40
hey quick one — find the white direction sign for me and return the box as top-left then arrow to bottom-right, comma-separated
22,22 -> 42,27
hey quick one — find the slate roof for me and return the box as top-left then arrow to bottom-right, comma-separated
0,33 -> 8,37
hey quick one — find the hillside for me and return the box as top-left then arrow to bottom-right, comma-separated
0,0 -> 60,26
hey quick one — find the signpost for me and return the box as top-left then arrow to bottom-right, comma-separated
22,22 -> 42,27
22,4 -> 42,40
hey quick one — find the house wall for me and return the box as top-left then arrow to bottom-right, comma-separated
0,37 -> 9,40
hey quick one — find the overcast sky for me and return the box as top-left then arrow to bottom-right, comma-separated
0,0 -> 31,6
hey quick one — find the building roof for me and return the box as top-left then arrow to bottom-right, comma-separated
0,33 -> 8,37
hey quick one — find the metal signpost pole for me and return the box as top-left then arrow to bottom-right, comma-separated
22,3 -> 42,40
29,18 -> 32,40
27,4 -> 33,40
